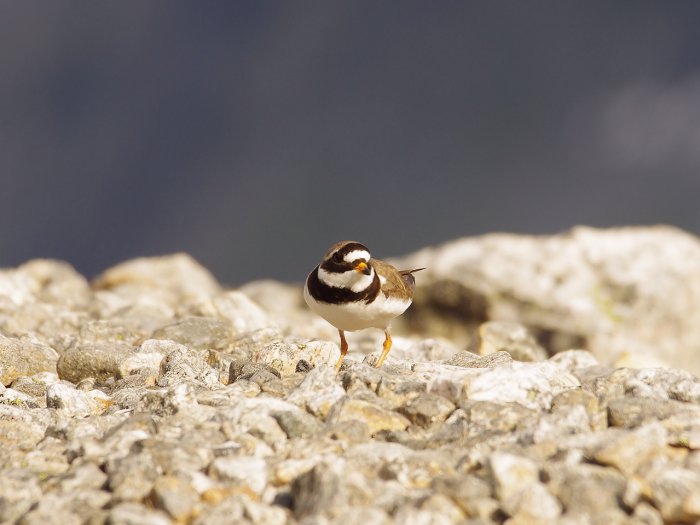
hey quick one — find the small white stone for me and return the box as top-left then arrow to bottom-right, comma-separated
209,456 -> 268,495
488,452 -> 539,500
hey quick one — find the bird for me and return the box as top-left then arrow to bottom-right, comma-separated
304,241 -> 424,371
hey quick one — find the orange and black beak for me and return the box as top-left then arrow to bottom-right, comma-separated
354,261 -> 371,275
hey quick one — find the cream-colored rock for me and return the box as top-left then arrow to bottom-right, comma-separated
394,226 -> 700,372
327,398 -> 410,435
488,452 -> 540,500
185,290 -> 275,334
252,339 -> 340,375
93,253 -> 220,302
0,334 -> 59,386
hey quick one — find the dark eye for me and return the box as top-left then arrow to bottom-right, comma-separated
332,252 -> 342,263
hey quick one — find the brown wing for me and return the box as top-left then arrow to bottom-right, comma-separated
371,259 -> 424,299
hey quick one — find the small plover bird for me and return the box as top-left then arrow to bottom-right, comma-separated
304,241 -> 424,370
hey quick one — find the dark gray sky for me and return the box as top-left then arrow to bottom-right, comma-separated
2,2 -> 700,284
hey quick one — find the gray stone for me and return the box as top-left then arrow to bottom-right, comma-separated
445,350 -> 514,368
191,496 -> 248,525
272,409 -> 322,439
327,397 -> 410,436
105,502 -> 172,525
92,252 -> 220,302
253,339 -> 340,376
229,360 -> 281,383
392,506 -> 457,525
472,321 -> 547,362
228,328 -> 283,361
376,375 -> 427,408
324,419 -> 371,444
625,367 -> 700,403
10,372 -> 59,402
0,258 -> 91,308
157,345 -> 220,387
551,388 -> 606,431
332,507 -> 391,525
487,452 -> 539,500
46,382 -> 111,417
106,450 -> 160,503
461,400 -> 537,438
208,456 -> 268,495
0,468 -> 42,523
186,290 -> 274,334
291,460 -> 345,518
549,349 -> 600,371
149,474 -> 199,522
593,419 -> 667,476
77,319 -> 146,348
0,386 -> 41,408
54,460 -> 108,492
57,343 -> 134,384
16,494 -> 83,525
501,481 -> 562,521
286,365 -> 346,418
431,475 -> 491,510
239,279 -> 327,340
260,373 -> 306,397
399,392 -> 456,428
646,466 -> 700,523
607,396 -> 698,428
0,333 -> 59,386
545,463 -> 627,517
631,502 -> 664,525
415,360 -> 579,409
395,337 -> 460,362
151,316 -> 235,351
117,339 -> 171,378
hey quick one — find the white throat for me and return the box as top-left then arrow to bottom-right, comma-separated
318,266 -> 375,293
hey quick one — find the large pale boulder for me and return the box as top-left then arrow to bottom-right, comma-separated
393,226 -> 700,372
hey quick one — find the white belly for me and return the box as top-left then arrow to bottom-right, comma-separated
304,285 -> 412,332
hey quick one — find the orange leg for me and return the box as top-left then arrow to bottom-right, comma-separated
335,329 -> 348,372
375,330 -> 392,367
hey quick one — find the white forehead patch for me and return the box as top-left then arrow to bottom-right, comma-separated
343,249 -> 370,263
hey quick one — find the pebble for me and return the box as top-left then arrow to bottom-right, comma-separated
327,398 -> 410,435
0,333 -> 59,386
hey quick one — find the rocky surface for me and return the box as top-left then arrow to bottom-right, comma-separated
392,225 -> 700,373
0,229 -> 699,524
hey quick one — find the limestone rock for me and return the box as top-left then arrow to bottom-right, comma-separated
286,365 -> 345,417
92,252 -> 220,302
252,339 -> 340,376
394,226 -> 700,372
208,456 -> 268,495
157,345 -> 220,387
0,468 -> 42,522
0,333 -> 59,386
57,343 -> 134,384
150,316 -> 235,352
0,259 -> 90,308
399,392 -> 456,428
46,382 -> 111,417
488,452 -> 539,500
473,321 -> 547,362
185,290 -> 275,334
327,397 -> 410,437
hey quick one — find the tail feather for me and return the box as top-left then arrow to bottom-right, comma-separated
399,268 -> 426,293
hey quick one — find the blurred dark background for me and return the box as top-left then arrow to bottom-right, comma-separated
2,2 -> 700,285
